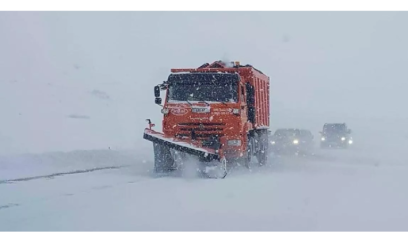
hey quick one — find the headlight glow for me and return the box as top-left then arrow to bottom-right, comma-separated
293,139 -> 299,144
341,137 -> 346,141
271,141 -> 276,145
321,137 -> 325,141
349,140 -> 353,144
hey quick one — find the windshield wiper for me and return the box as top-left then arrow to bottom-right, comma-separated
198,98 -> 210,106
186,99 -> 193,107
184,97 -> 193,107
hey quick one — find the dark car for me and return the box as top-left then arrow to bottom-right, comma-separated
320,123 -> 353,149
269,128 -> 315,155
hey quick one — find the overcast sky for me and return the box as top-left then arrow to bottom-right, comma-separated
1,12 -> 407,153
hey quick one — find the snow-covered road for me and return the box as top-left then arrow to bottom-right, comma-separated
3,11 -> 408,233
1,145 -> 408,231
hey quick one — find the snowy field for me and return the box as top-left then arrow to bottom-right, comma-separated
1,135 -> 408,231
2,12 -> 408,231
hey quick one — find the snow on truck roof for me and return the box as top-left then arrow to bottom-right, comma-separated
170,60 -> 266,75
167,72 -> 240,84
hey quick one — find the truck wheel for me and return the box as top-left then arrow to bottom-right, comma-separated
256,131 -> 269,166
153,143 -> 175,173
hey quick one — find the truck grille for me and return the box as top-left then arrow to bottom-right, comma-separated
176,123 -> 226,140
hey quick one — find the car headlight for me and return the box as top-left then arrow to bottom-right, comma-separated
227,140 -> 241,146
271,141 -> 276,145
161,108 -> 169,114
348,140 -> 353,144
321,137 -> 325,141
293,139 -> 299,144
341,137 -> 346,141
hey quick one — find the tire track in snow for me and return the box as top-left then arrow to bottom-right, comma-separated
0,165 -> 129,185
0,169 -> 169,216
0,203 -> 19,210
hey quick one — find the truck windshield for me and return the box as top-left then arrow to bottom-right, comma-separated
166,73 -> 239,103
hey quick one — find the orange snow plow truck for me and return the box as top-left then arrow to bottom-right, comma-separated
143,60 -> 270,178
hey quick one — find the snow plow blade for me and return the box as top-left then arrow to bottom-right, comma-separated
143,128 -> 220,161
143,128 -> 229,179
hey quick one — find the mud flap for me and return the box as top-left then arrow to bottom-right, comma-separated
198,157 -> 229,179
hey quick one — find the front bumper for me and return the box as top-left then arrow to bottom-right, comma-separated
143,128 -> 220,160
144,128 -> 246,161
270,142 -> 302,152
320,139 -> 351,147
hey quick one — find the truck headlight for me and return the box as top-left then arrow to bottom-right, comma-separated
161,108 -> 169,114
341,137 -> 346,141
227,140 -> 241,146
293,139 -> 299,144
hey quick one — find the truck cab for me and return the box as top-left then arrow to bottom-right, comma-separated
145,60 -> 271,177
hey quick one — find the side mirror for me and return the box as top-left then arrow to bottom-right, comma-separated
155,97 -> 162,105
154,86 -> 160,98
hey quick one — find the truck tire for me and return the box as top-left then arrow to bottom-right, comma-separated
256,130 -> 269,166
153,143 -> 175,173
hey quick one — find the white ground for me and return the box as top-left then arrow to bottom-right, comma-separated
2,12 -> 408,231
1,138 -> 408,231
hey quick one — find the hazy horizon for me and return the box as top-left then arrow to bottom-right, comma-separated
1,11 -> 407,154
2,11 -> 408,232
